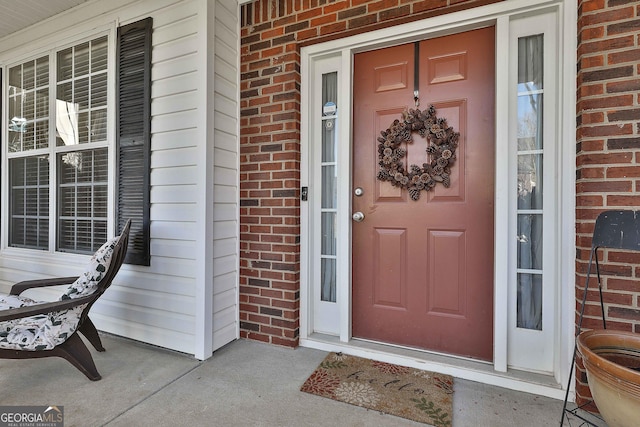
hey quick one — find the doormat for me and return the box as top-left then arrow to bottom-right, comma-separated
301,352 -> 454,426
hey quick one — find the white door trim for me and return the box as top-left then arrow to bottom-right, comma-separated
300,0 -> 576,399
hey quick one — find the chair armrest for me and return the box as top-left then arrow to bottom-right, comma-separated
9,276 -> 79,296
0,295 -> 93,322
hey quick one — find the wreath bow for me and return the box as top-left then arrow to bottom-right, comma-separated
376,105 -> 460,201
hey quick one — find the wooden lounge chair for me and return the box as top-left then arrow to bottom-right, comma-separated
0,220 -> 131,381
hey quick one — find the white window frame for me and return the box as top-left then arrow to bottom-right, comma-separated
1,26 -> 116,261
506,11 -> 559,374
306,55 -> 343,335
300,0 -> 576,397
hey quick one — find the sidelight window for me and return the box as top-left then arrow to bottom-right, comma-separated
320,72 -> 338,303
516,34 -> 544,331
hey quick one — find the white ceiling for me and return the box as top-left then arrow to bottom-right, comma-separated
0,0 -> 91,40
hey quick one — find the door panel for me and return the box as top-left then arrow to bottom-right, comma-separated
375,108 -> 408,201
428,229 -> 465,316
373,228 -> 407,309
352,27 -> 495,361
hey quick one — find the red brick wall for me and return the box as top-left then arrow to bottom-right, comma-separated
239,0 -> 500,346
240,0 -> 640,406
575,0 -> 640,408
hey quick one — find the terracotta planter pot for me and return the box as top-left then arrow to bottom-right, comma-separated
576,329 -> 640,427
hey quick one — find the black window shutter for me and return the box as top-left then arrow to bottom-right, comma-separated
116,18 -> 152,266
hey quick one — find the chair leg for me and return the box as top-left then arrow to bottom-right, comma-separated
54,333 -> 102,381
78,317 -> 105,352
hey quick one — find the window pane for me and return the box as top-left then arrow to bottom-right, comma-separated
322,165 -> 336,209
57,148 -> 108,253
78,111 -> 90,144
517,213 -> 542,270
7,56 -> 49,153
35,120 -> 49,149
321,258 -> 336,303
57,37 -> 109,147
22,61 -> 35,90
35,88 -> 49,119
57,82 -> 73,102
518,35 -> 543,90
74,42 -> 90,76
23,91 -> 34,121
36,57 -> 49,87
9,65 -> 22,87
75,77 -> 90,110
517,153 -> 543,210
8,90 -> 21,125
91,36 -> 109,72
517,273 -> 542,330
9,156 -> 49,249
321,212 -> 336,255
517,94 -> 543,151
91,73 -> 108,107
91,110 -> 108,143
57,47 -> 73,81
321,72 -> 337,162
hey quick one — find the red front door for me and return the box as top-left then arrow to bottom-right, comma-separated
352,27 -> 495,361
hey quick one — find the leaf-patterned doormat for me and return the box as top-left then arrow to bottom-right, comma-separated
301,352 -> 453,426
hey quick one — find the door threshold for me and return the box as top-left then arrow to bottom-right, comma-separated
300,333 -> 567,401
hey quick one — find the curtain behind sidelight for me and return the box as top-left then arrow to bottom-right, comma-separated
321,72 -> 338,302
516,35 -> 543,330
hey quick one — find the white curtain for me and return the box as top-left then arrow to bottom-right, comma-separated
321,72 -> 338,302
516,35 -> 544,330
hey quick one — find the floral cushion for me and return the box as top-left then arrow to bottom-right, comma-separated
0,236 -> 119,351
0,294 -> 87,351
61,235 -> 119,300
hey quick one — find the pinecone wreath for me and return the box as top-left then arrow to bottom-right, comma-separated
376,105 -> 460,201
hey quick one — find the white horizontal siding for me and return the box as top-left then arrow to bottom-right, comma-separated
152,165 -> 199,185
215,128 -> 238,152
214,184 -> 237,204
152,220 -> 198,241
152,73 -> 199,98
152,128 -> 199,150
214,221 -> 237,241
114,269 -> 196,296
151,238 -> 198,260
152,109 -> 199,133
214,166 -> 237,187
152,54 -> 199,81
106,285 -> 195,314
92,312 -> 194,354
214,202 -> 237,221
0,0 -> 240,357
152,90 -> 198,115
212,0 -> 239,351
152,147 -> 199,168
124,0 -> 204,353
151,203 -> 198,222
213,238 -> 237,258
151,184 -> 198,204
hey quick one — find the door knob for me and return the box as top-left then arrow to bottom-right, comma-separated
352,212 -> 365,222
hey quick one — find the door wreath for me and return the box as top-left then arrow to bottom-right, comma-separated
376,105 -> 460,201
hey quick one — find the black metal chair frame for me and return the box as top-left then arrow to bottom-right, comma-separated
560,210 -> 640,425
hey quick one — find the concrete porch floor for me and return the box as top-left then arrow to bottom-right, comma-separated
0,335 -> 602,427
